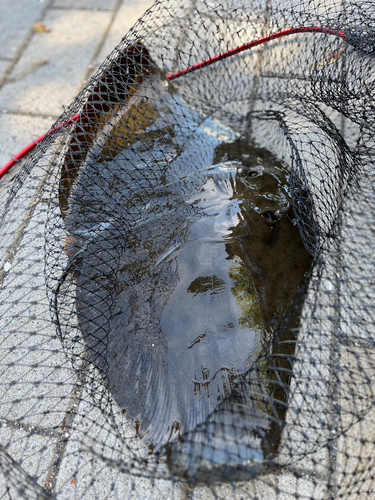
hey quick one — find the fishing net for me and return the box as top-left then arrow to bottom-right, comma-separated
0,0 -> 374,498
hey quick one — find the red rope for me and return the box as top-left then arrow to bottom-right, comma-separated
0,26 -> 347,179
167,26 -> 347,80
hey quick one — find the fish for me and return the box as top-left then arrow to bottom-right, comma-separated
60,42 -> 313,483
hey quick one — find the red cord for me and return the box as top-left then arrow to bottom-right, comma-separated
0,26 -> 346,179
167,26 -> 347,80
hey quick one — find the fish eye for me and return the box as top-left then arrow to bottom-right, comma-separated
262,211 -> 278,222
248,170 -> 260,178
242,165 -> 264,178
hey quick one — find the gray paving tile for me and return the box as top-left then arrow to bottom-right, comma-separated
0,113 -> 53,206
53,0 -> 117,9
0,0 -> 46,60
258,473 -> 328,499
0,132 -> 60,275
338,149 -> 375,343
0,443 -> 52,499
54,386 -> 181,499
56,456 -> 181,499
334,346 -> 375,499
273,255 -> 335,477
0,113 -> 52,175
0,426 -> 56,490
0,163 -> 56,276
343,117 -> 361,150
0,199 -> 77,429
0,9 -> 112,116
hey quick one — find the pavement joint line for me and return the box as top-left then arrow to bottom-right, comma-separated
259,72 -> 349,85
0,0 -> 55,93
0,417 -> 61,440
246,5 -> 272,135
82,0 -> 124,84
3,60 -> 50,86
259,72 -> 311,81
0,110 -> 59,120
50,6 -> 115,12
280,465 -> 330,482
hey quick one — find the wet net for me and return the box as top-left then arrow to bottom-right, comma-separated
0,0 -> 374,498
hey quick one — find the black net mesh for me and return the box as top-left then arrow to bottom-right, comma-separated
1,0 -> 375,498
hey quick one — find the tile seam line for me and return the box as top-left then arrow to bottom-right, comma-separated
0,0 -> 55,93
0,110 -> 59,120
50,6 -> 114,12
81,0 -> 124,84
0,417 -> 62,439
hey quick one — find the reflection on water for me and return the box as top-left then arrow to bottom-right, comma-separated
229,259 -> 261,330
65,68 -> 313,481
73,131 -> 312,449
187,275 -> 226,296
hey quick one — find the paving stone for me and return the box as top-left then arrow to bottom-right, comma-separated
0,137 -> 59,271
334,346 -> 375,499
54,386 -> 181,499
53,0 -> 118,9
0,443 -> 51,499
0,113 -> 52,174
0,113 -> 53,209
338,145 -> 375,343
271,252 -> 337,479
343,116 -> 361,150
0,0 -> 46,60
0,9 -> 112,116
0,200 -> 77,429
56,457 -> 182,500
0,426 -> 56,490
